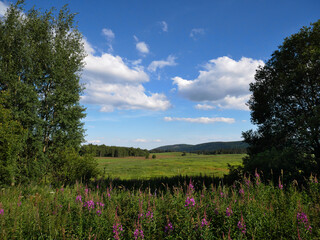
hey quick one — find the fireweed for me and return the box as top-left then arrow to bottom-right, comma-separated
0,176 -> 319,239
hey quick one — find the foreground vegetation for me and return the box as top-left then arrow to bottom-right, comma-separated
97,153 -> 244,179
0,174 -> 319,239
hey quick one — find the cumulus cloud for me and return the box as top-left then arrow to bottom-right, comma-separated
164,116 -> 235,124
173,56 -> 264,110
160,21 -> 168,32
195,104 -> 215,110
148,55 -> 177,72
0,1 -> 9,16
81,39 -> 171,112
190,28 -> 205,40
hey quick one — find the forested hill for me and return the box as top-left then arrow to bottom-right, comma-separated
151,141 -> 248,154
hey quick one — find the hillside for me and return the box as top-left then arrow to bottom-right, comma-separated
151,141 -> 248,153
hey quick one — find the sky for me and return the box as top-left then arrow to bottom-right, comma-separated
0,0 -> 319,149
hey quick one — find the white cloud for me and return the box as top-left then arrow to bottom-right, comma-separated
102,28 -> 115,40
136,41 -> 149,54
190,28 -> 205,39
134,138 -> 162,143
133,35 -> 149,55
173,56 -> 264,110
160,21 -> 168,32
0,1 -> 9,17
195,104 -> 215,110
87,140 -> 101,144
134,138 -> 147,143
81,39 -> 170,112
164,116 -> 235,124
102,28 -> 115,52
148,55 -> 177,72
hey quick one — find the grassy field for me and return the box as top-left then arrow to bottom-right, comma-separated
96,152 -> 244,180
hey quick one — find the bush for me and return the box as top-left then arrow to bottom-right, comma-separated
50,147 -> 100,185
152,154 -> 156,159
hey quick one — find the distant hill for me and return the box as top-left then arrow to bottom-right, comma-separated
151,141 -> 248,153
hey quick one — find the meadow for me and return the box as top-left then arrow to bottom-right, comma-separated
0,174 -> 319,239
96,153 -> 244,179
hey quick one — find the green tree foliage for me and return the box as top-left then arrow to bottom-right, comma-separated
80,144 -> 149,158
0,92 -> 27,185
0,1 -> 98,184
243,20 -> 320,181
50,147 -> 99,185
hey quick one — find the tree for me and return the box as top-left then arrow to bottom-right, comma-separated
0,1 -> 86,181
243,20 -> 320,180
0,92 -> 27,185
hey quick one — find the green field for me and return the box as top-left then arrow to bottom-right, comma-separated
96,152 -> 244,179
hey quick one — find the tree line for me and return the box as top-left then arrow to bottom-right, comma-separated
80,144 -> 149,158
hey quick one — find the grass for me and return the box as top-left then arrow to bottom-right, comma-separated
0,175 -> 319,239
96,153 -> 245,180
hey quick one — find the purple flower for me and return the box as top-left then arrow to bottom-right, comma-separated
201,218 -> 209,227
239,188 -> 244,195
96,210 -> 102,216
184,197 -> 196,208
226,207 -> 233,217
0,209 -> 4,215
76,195 -> 82,203
220,192 -> 224,198
237,221 -> 246,234
113,223 -> 124,240
297,212 -> 312,232
165,222 -> 173,233
134,229 -> 144,239
17,201 -> 22,207
146,211 -> 153,219
83,200 -> 95,210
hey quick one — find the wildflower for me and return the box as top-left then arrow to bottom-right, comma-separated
83,200 -> 95,210
134,229 -> 144,239
201,218 -> 209,227
85,188 -> 89,194
164,221 -> 173,233
0,209 -> 4,215
245,179 -> 251,187
113,223 -> 124,240
96,210 -> 102,216
60,188 -> 64,192
297,212 -> 312,232
17,201 -> 22,207
184,197 -> 196,208
239,188 -> 244,195
97,202 -> 105,208
188,180 -> 195,192
214,208 -> 219,215
237,214 -> 246,234
220,192 -> 224,198
146,211 -> 153,219
279,177 -> 283,190
226,207 -> 233,217
76,195 -> 82,203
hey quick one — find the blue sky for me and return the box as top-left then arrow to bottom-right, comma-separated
1,0 -> 319,149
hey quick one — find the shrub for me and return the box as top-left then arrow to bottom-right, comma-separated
49,147 -> 100,185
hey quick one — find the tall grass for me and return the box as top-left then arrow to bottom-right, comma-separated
0,175 -> 319,239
